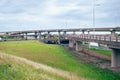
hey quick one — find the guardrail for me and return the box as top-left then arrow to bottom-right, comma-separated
67,34 -> 120,49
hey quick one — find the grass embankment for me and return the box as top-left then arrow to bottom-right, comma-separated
89,48 -> 111,57
0,53 -> 68,80
0,40 -> 120,80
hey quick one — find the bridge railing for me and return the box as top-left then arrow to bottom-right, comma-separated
66,34 -> 120,42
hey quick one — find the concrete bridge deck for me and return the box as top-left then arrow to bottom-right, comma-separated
67,34 -> 120,49
0,27 -> 120,34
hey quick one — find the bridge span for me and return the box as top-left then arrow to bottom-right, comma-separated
67,34 -> 120,68
0,27 -> 120,68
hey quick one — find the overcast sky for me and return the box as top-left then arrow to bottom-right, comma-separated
0,0 -> 119,31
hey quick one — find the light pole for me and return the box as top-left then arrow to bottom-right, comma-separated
93,2 -> 100,35
93,4 -> 95,35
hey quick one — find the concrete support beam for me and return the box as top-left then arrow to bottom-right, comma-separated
15,36 -> 17,41
111,48 -> 120,68
38,32 -> 41,41
73,31 -> 76,35
18,33 -> 21,40
58,31 -> 61,44
87,30 -> 90,39
35,32 -> 37,40
16,33 -> 21,40
110,29 -> 116,37
69,40 -> 74,48
21,33 -> 24,40
82,30 -> 85,38
63,31 -> 66,39
76,41 -> 83,51
25,33 -> 27,40
48,32 -> 50,40
88,42 -> 91,48
82,30 -> 85,34
5,33 -> 8,41
98,43 -> 101,47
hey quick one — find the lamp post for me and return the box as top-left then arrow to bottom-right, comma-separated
93,3 -> 100,35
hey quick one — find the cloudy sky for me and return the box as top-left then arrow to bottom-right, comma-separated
0,0 -> 119,31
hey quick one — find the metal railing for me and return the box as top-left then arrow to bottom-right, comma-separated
66,34 -> 120,49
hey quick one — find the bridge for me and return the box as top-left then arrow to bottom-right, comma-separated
0,27 -> 120,68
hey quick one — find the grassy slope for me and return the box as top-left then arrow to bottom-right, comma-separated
89,48 -> 111,57
0,40 -> 120,80
0,53 -> 66,80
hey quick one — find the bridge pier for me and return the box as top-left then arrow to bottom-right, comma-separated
5,33 -> 8,41
35,32 -> 38,40
69,40 -> 74,48
111,48 -> 120,68
98,43 -> 102,47
87,30 -> 90,38
47,32 -> 50,40
58,31 -> 61,44
82,30 -> 85,37
63,31 -> 66,39
76,41 -> 83,51
110,29 -> 116,37
16,33 -> 20,40
73,31 -> 76,35
21,33 -> 24,40
14,35 -> 17,41
38,32 -> 41,41
25,33 -> 27,40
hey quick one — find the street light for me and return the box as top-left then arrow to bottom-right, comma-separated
93,2 -> 100,35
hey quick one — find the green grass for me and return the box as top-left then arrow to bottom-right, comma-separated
0,40 -> 120,80
89,48 -> 112,57
0,53 -> 66,80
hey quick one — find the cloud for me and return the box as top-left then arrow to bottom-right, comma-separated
0,0 -> 119,31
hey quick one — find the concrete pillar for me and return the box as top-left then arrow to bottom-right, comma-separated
82,30 -> 85,38
58,31 -> 61,44
21,33 -> 24,40
111,48 -> 120,68
87,30 -> 90,39
69,40 -> 74,48
110,29 -> 116,41
18,33 -> 21,40
5,33 -> 8,41
98,43 -> 101,47
88,42 -> 91,48
76,41 -> 83,51
15,36 -> 17,41
111,30 -> 116,37
73,31 -> 76,35
35,32 -> 37,40
63,31 -> 66,39
48,32 -> 50,40
98,43 -> 104,49
82,30 -> 84,34
25,33 -> 27,40
38,32 -> 41,41
43,34 -> 46,39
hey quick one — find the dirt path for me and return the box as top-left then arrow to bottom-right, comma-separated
0,53 -> 89,80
